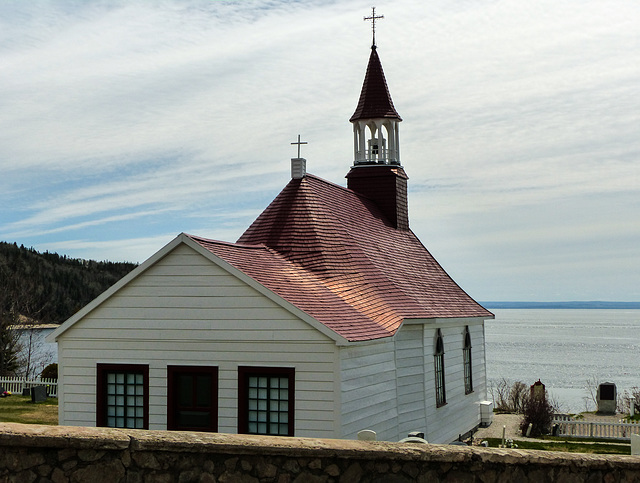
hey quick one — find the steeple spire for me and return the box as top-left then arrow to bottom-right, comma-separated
346,11 -> 409,230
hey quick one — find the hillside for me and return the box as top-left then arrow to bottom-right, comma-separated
0,242 -> 137,324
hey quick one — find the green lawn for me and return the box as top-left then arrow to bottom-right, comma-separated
483,437 -> 630,455
0,395 -> 58,425
0,397 -> 634,454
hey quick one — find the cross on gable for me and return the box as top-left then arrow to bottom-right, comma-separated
291,134 -> 308,158
364,7 -> 384,47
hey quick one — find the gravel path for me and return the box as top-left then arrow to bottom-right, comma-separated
474,414 -> 528,441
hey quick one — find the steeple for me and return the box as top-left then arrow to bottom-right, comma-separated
350,47 -> 402,166
350,10 -> 402,167
347,11 -> 408,230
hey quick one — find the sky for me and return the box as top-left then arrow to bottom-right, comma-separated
1,0 -> 638,302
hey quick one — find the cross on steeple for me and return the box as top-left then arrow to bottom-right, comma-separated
291,134 -> 307,158
364,6 -> 384,48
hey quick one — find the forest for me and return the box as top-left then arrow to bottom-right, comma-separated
0,241 -> 136,323
0,241 -> 137,375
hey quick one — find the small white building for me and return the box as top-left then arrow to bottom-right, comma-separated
48,41 -> 493,443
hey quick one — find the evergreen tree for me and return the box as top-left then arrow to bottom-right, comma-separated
0,241 -> 137,375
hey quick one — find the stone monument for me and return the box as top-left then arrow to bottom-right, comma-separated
596,382 -> 617,414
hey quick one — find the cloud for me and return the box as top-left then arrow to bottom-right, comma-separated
0,0 -> 638,301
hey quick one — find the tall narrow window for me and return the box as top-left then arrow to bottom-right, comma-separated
463,326 -> 473,395
167,366 -> 218,432
238,367 -> 294,436
97,364 -> 148,429
434,329 -> 446,407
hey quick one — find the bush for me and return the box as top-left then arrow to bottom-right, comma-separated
40,363 -> 58,379
520,393 -> 554,437
618,387 -> 640,416
508,381 -> 529,414
490,378 -> 530,413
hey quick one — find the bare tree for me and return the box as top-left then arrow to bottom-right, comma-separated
0,261 -> 47,377
584,375 -> 600,412
17,325 -> 54,379
508,381 -> 529,414
0,305 -> 22,377
489,378 -> 512,412
489,378 -> 535,414
618,387 -> 640,416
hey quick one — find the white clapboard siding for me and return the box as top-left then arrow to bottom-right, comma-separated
58,243 -> 339,438
395,324 -> 427,441
339,339 -> 398,440
470,325 -> 487,394
423,321 -> 486,443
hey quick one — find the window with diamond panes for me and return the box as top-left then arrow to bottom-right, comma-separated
97,364 -> 148,429
238,367 -> 294,436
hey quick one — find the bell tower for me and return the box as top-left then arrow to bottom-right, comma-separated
349,8 -> 402,166
346,9 -> 409,230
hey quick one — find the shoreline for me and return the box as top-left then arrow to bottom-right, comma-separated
481,302 -> 640,309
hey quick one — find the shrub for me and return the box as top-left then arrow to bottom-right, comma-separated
520,393 -> 554,437
619,387 -> 640,416
508,381 -> 529,414
490,378 -> 530,413
40,363 -> 58,379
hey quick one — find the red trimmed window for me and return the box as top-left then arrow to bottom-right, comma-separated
238,367 -> 295,436
434,329 -> 446,407
167,366 -> 218,432
97,364 -> 149,429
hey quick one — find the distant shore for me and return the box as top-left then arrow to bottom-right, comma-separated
481,301 -> 640,309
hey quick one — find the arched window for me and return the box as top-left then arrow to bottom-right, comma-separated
463,326 -> 473,395
434,329 -> 446,407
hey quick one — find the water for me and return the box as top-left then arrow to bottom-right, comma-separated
485,309 -> 640,413
16,327 -> 58,377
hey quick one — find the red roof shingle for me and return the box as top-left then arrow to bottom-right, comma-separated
188,174 -> 491,342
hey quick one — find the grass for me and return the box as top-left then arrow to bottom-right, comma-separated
0,395 -> 58,425
0,396 -> 635,453
483,437 -> 630,455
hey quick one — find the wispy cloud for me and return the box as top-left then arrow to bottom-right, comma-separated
1,0 -> 638,301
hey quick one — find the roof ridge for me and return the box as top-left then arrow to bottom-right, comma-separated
185,233 -> 266,250
304,172 -> 344,188
304,172 -> 388,206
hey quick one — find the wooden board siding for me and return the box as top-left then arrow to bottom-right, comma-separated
338,319 -> 488,444
423,321 -> 487,443
339,340 -> 399,440
395,324 -> 426,441
57,244 -> 338,438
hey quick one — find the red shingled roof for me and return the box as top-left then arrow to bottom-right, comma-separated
350,46 -> 402,123
188,174 -> 491,342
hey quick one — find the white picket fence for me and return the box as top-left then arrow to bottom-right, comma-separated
553,416 -> 640,441
0,377 -> 58,398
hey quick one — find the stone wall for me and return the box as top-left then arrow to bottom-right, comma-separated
1,423 -> 640,483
